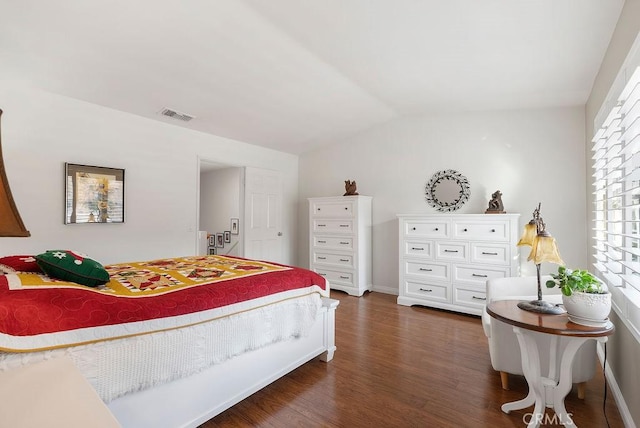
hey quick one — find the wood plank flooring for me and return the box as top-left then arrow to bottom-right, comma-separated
201,291 -> 624,427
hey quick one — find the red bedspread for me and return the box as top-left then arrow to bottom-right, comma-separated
0,255 -> 326,343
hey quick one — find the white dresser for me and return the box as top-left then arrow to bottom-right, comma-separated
309,196 -> 372,296
397,213 -> 520,315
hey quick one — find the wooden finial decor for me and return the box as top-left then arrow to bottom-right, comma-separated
343,180 -> 358,196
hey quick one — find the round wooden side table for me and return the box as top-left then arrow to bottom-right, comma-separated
487,300 -> 614,428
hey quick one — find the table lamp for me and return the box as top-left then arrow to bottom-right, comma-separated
0,109 -> 30,237
516,203 -> 565,314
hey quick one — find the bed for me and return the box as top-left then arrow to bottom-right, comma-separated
0,253 -> 338,427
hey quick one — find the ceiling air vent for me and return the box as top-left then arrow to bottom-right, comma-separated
159,108 -> 195,122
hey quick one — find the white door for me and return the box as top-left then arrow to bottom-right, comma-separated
243,167 -> 283,263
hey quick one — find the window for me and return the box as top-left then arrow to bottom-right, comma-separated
592,65 -> 640,339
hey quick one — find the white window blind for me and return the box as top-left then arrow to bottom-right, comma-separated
592,66 -> 640,329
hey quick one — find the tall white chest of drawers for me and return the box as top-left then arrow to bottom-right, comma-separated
309,196 -> 372,297
397,213 -> 520,315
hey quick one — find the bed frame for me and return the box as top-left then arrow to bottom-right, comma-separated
107,297 -> 338,428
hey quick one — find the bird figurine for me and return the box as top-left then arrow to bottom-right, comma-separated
485,190 -> 505,213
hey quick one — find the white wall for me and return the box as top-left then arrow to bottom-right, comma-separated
199,167 -> 242,257
298,106 -> 587,294
0,85 -> 299,265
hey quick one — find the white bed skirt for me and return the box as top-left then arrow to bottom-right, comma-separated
0,293 -> 322,403
109,297 -> 339,428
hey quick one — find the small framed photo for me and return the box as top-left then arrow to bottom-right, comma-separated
230,218 -> 239,235
224,231 -> 231,243
208,235 -> 216,246
208,247 -> 216,255
216,233 -> 224,248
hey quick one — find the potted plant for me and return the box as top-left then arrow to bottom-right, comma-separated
545,266 -> 611,326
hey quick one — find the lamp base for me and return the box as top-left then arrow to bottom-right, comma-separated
517,299 -> 566,315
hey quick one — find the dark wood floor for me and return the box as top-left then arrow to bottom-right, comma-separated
202,291 -> 624,427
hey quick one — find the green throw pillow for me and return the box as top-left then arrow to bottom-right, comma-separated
36,250 -> 110,287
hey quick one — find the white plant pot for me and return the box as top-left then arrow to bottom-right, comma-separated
562,291 -> 612,326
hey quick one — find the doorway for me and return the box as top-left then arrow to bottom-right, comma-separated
198,161 -> 243,257
197,160 -> 283,263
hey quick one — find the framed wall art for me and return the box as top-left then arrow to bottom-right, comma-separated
224,231 -> 231,243
216,233 -> 224,248
64,163 -> 125,224
230,218 -> 239,235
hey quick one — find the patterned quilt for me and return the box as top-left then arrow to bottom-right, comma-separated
9,255 -> 292,297
0,255 -> 327,350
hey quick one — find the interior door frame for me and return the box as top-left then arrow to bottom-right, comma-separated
195,156 -> 245,257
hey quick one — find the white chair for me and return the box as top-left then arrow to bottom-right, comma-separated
482,276 -> 597,399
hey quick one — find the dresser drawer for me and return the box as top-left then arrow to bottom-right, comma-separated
435,242 -> 468,261
403,220 -> 449,239
452,220 -> 510,241
470,243 -> 510,265
452,264 -> 509,286
311,200 -> 354,217
453,287 -> 487,309
314,268 -> 354,287
404,260 -> 449,282
403,240 -> 433,258
313,219 -> 353,234
405,280 -> 449,302
313,252 -> 354,268
313,236 -> 354,251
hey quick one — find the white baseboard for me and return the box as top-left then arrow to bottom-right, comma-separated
597,342 -> 636,428
371,284 -> 398,295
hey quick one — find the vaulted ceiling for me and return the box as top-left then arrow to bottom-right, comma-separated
0,0 -> 625,154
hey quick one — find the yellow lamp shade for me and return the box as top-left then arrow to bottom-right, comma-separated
527,235 -> 564,265
517,222 -> 537,247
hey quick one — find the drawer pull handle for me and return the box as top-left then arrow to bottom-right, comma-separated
318,224 -> 326,227
339,224 -> 349,227
411,247 -> 424,251
340,241 -> 350,245
318,257 -> 327,260
434,227 -> 439,231
482,251 -> 498,255
472,273 -> 488,278
491,229 -> 496,232
419,268 -> 433,272
472,296 -> 487,301
339,258 -> 350,262
317,208 -> 321,211
463,228 -> 468,232
319,273 -> 327,276
444,249 -> 459,253
318,240 -> 327,243
419,288 -> 433,292
412,227 -> 416,230
344,207 -> 348,210
339,275 -> 350,279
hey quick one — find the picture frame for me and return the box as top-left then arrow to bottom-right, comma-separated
230,218 -> 239,235
208,247 -> 216,255
216,233 -> 224,248
224,231 -> 231,243
64,163 -> 125,224
208,235 -> 216,246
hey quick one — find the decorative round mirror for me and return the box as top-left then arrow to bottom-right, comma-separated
425,169 -> 470,212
